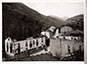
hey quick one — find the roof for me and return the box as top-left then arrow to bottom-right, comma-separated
61,30 -> 83,36
59,25 -> 72,29
48,26 -> 56,32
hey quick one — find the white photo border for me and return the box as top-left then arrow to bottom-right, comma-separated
0,0 -> 86,64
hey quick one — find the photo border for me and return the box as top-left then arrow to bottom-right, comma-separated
0,0 -> 86,64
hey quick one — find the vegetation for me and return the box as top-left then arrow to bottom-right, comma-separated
2,3 -> 84,59
66,14 -> 84,31
3,3 -> 66,40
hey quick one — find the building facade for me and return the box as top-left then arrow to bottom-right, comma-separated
5,37 -> 45,56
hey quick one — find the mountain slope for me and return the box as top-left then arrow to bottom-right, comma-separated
66,14 -> 83,23
65,14 -> 84,31
3,3 -> 67,40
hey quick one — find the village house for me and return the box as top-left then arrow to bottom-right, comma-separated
41,26 -> 56,38
47,26 -> 56,38
5,37 -> 14,56
48,26 -> 56,32
57,29 -> 83,41
47,25 -> 73,39
50,38 -> 83,57
52,25 -> 83,41
41,31 -> 50,39
59,25 -> 73,34
54,29 -> 62,38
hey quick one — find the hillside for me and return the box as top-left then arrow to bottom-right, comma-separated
66,14 -> 83,23
3,3 -> 67,40
65,14 -> 84,31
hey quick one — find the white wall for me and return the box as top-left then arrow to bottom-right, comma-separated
50,38 -> 84,57
5,37 -> 46,56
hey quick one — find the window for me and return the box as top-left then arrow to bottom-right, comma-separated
79,45 -> 81,51
18,43 -> 20,54
36,40 -> 38,46
68,45 -> 71,54
26,42 -> 28,47
26,42 -> 28,50
10,43 -> 13,53
33,40 -> 35,45
30,41 -> 32,48
8,38 -> 10,41
7,42 -> 8,52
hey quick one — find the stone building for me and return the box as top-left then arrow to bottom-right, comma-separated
59,25 -> 73,34
5,37 -> 45,56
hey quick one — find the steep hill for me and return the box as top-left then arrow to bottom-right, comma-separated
65,14 -> 84,31
66,14 -> 83,23
3,3 -> 67,40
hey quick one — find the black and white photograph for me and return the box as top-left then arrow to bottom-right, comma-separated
2,1 -> 84,61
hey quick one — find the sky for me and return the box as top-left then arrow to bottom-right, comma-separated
23,2 -> 84,18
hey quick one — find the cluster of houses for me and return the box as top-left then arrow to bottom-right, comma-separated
5,25 -> 83,57
41,25 -> 83,57
41,25 -> 83,41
